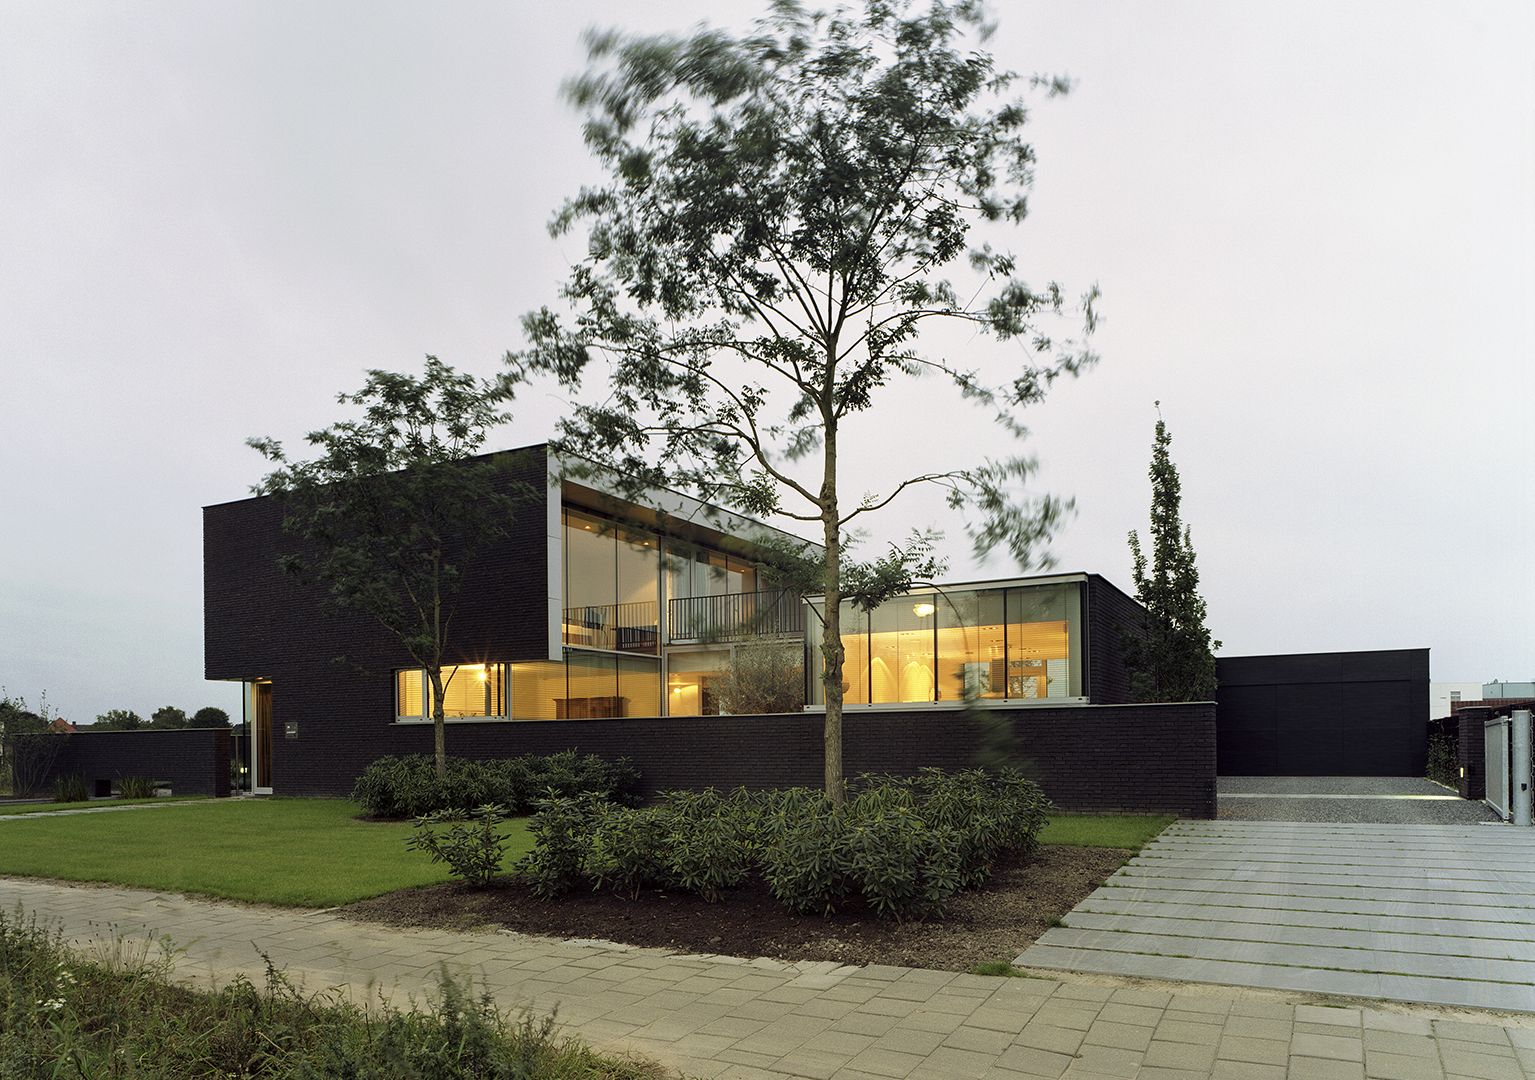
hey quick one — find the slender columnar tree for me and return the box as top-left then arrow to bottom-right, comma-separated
509,0 -> 1099,801
1126,406 -> 1220,701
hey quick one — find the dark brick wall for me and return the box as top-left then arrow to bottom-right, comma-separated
268,700 -> 1216,818
1216,649 -> 1430,776
204,446 -> 552,682
39,729 -> 231,797
1458,707 -> 1490,800
1085,575 -> 1146,704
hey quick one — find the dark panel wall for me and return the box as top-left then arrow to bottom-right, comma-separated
204,447 -> 552,682
1458,707 -> 1490,800
1085,575 -> 1147,705
261,696 -> 1216,818
1216,648 -> 1430,776
40,729 -> 231,797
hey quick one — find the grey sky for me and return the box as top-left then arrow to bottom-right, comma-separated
2,1 -> 1530,725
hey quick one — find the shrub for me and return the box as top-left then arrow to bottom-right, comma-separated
119,775 -> 156,799
404,805 -> 511,887
352,752 -> 642,819
585,805 -> 671,897
1427,732 -> 1457,787
53,773 -> 88,803
517,793 -> 606,897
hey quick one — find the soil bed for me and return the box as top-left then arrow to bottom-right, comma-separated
342,844 -> 1126,972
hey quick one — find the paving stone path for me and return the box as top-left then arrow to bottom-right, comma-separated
6,877 -> 1535,1078
1018,820 -> 1535,1014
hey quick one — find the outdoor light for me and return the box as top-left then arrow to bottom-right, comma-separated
912,602 -> 936,618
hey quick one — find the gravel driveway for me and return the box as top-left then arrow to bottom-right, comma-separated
1219,775 -> 1498,824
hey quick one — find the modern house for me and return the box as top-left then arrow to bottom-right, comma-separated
203,444 -> 1218,815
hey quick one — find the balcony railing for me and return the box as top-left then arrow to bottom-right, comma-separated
562,601 -> 659,654
668,590 -> 805,644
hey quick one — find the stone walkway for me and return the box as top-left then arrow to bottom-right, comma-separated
7,877 -> 1535,1078
1018,820 -> 1535,1014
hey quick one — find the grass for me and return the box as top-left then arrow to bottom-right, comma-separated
0,908 -> 669,1079
0,798 -> 533,907
1039,813 -> 1175,850
970,961 -> 1044,978
0,795 -> 205,816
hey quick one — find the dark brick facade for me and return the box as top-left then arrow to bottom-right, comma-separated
204,449 -> 1213,814
39,728 -> 231,797
1458,707 -> 1491,800
1215,649 -> 1430,776
252,702 -> 1217,817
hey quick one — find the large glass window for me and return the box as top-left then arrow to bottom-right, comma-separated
808,581 -> 1085,705
666,648 -> 731,716
562,508 -> 659,653
394,664 -> 506,719
509,661 -> 563,720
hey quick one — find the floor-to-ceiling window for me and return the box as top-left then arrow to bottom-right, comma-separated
808,580 -> 1085,706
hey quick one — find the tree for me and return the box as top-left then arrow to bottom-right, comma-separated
250,358 -> 525,780
509,0 -> 1098,801
192,706 -> 232,728
1126,406 -> 1220,701
716,644 -> 806,716
150,706 -> 189,730
1,690 -> 69,798
94,709 -> 145,730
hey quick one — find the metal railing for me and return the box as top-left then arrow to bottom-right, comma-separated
668,590 -> 804,643
562,601 -> 659,654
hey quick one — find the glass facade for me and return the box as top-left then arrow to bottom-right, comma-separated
808,580 -> 1085,705
395,663 -> 507,719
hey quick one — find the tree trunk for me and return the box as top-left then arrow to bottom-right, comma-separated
821,429 -> 844,804
427,669 -> 447,780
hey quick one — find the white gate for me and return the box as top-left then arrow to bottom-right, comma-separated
1486,715 -> 1511,820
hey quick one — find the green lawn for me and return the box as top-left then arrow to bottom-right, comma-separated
1039,813 -> 1175,850
0,796 -> 205,817
0,798 -> 532,907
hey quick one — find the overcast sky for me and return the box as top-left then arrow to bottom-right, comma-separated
2,1 -> 1531,725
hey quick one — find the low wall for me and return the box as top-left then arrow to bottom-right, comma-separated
1458,707 -> 1490,800
42,729 -> 231,798
288,702 -> 1218,818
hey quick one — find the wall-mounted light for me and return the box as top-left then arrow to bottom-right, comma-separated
912,602 -> 936,618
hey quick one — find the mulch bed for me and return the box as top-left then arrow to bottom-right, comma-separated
341,845 -> 1127,972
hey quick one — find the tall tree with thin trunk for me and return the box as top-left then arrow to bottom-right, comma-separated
1126,405 -> 1220,701
249,358 -> 526,779
509,0 -> 1098,801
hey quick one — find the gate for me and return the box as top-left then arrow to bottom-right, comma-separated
1485,715 -> 1511,820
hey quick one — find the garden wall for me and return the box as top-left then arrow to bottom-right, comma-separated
275,702 -> 1218,818
40,729 -> 231,798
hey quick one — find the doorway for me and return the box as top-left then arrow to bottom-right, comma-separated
248,681 -> 273,794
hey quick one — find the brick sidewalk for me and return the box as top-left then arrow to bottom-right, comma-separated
4,876 -> 1534,1079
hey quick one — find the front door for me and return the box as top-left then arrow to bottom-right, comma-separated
250,681 -> 274,794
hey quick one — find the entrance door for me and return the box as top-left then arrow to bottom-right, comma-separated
250,681 -> 274,794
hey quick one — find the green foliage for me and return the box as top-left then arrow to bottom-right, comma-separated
352,752 -> 642,819
150,705 -> 190,729
119,775 -> 156,799
1126,410 -> 1220,702
1427,733 -> 1457,787
520,769 -> 1051,920
249,358 -> 530,778
192,706 -> 232,727
0,908 -> 667,1079
1,690 -> 68,798
1038,813 -> 1175,850
714,643 -> 806,716
94,708 -> 145,730
53,774 -> 88,803
510,0 -> 1098,798
405,805 -> 512,887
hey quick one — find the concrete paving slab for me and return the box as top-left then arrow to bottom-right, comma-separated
1018,820 -> 1535,1014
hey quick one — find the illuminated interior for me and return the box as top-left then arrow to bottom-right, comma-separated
808,581 -> 1084,705
395,663 -> 506,719
665,649 -> 731,716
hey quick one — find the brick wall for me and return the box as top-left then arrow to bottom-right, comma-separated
267,699 -> 1217,818
1085,575 -> 1145,705
1458,707 -> 1490,800
38,728 -> 231,797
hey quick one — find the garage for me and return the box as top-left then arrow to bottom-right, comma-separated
1215,648 -> 1430,776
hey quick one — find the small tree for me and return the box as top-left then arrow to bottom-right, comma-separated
716,644 -> 806,715
1,691 -> 69,798
511,0 -> 1098,801
192,707 -> 232,728
250,358 -> 526,779
94,709 -> 144,730
1126,406 -> 1220,701
150,706 -> 189,730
